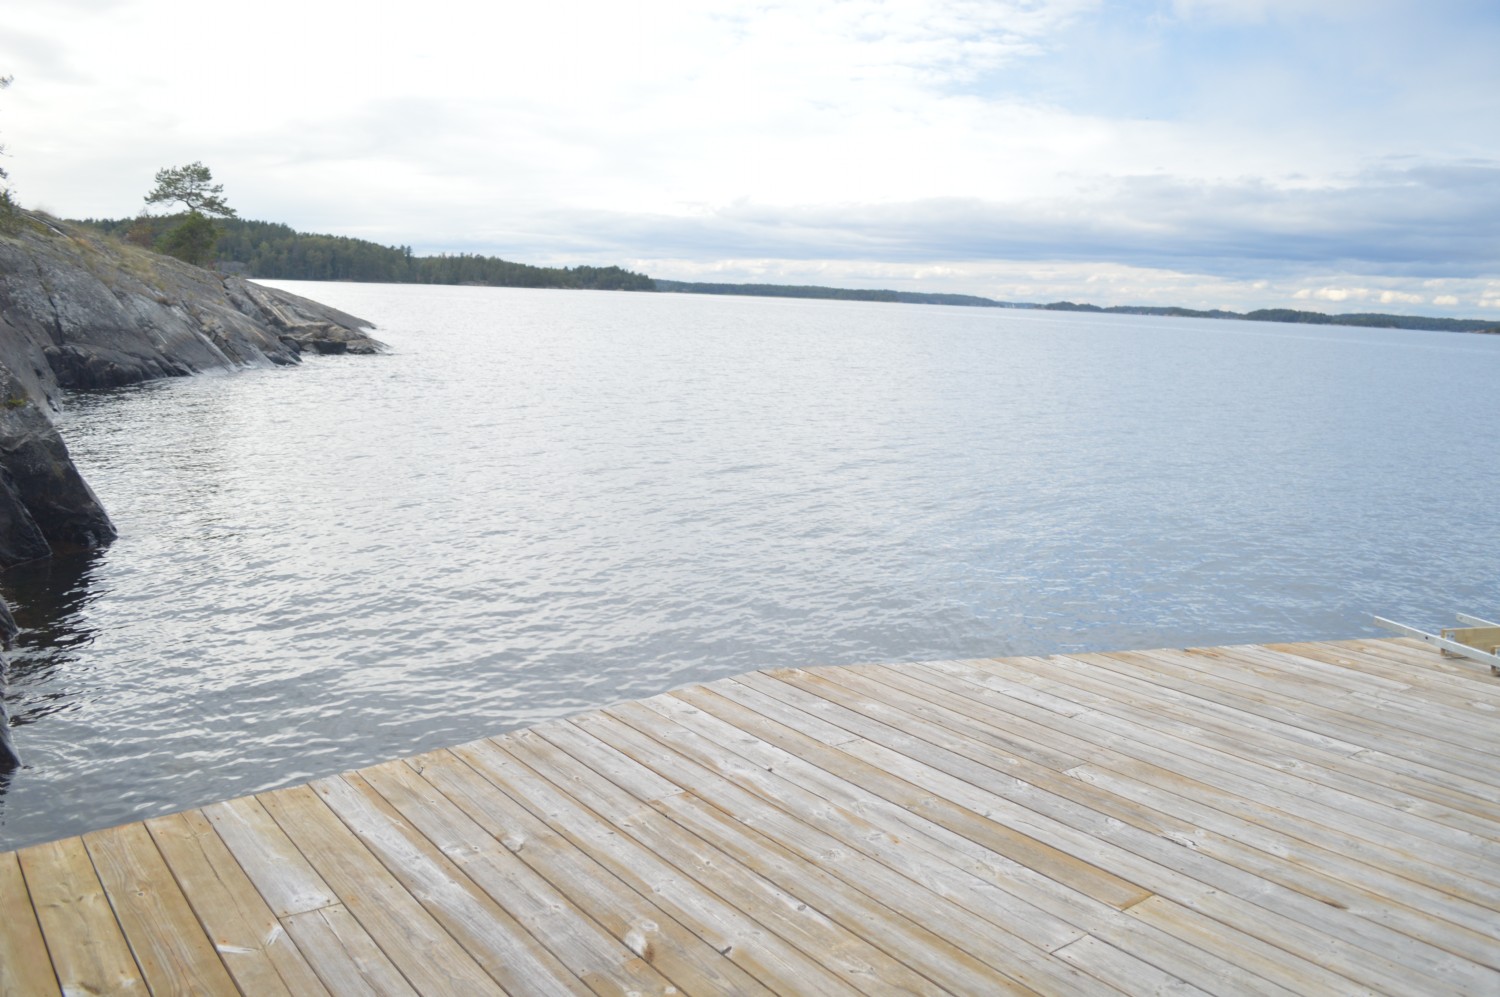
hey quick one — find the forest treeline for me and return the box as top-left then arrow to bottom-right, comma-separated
73,216 -> 656,291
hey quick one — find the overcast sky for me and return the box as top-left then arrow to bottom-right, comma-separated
4,0 -> 1498,314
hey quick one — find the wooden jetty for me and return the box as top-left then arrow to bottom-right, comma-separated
2,637 -> 1497,995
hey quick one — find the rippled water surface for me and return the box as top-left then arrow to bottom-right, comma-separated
2,282 -> 1498,848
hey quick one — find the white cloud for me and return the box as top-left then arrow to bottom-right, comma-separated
5,0 -> 1121,218
1170,0 -> 1383,23
711,0 -> 1098,85
1433,295 -> 1460,306
1172,0 -> 1275,22
4,0 -> 1497,318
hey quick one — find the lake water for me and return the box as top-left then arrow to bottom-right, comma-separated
2,282 -> 1497,849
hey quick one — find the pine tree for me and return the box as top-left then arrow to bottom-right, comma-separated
143,162 -> 237,218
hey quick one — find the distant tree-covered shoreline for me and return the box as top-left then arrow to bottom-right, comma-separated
73,216 -> 655,291
67,216 -> 1498,332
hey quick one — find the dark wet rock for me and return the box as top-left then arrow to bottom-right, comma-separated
0,600 -> 15,767
0,696 -> 17,769
0,465 -> 53,568
0,211 -> 383,569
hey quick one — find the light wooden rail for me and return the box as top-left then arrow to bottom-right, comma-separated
3,638 -> 1497,995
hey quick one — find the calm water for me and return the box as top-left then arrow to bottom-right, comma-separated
2,282 -> 1497,849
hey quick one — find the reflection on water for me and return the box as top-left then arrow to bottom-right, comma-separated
0,553 -> 102,793
5,552 -> 105,717
2,282 -> 1498,849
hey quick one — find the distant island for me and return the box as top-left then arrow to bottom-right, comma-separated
653,279 -> 1008,308
1033,300 -> 1497,334
71,216 -> 1499,334
659,282 -> 1498,334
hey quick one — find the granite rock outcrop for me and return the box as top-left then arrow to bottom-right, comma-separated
0,211 -> 381,567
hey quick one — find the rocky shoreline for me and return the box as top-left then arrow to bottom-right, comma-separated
0,210 -> 383,765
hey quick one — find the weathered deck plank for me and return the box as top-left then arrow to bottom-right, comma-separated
16,836 -> 146,994
82,822 -> 239,995
853,661 -> 1500,960
389,753 -> 775,996
2,638 -> 1496,995
258,784 -> 511,996
758,667 -> 1490,994
663,684 -> 1301,996
563,707 -> 1096,994
944,655 -> 1500,897
144,809 -> 331,996
0,851 -> 62,996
